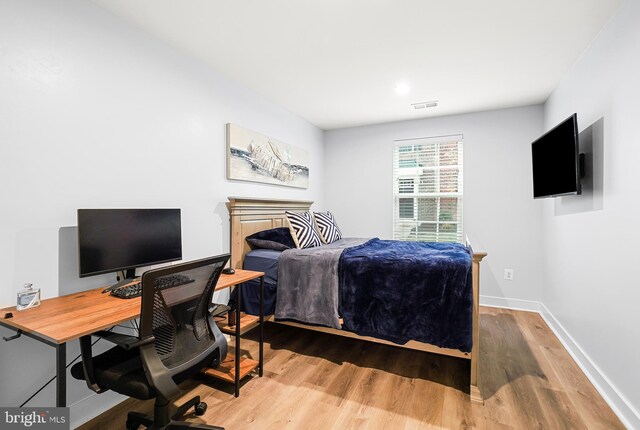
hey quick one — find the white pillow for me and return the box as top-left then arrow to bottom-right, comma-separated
313,211 -> 343,244
285,211 -> 323,248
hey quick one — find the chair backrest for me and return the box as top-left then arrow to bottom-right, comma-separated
138,255 -> 229,389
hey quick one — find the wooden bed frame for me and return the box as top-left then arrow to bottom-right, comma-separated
226,196 -> 487,403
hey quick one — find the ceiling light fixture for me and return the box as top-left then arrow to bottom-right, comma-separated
394,82 -> 410,96
412,100 -> 439,110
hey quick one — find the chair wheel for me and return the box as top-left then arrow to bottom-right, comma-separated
194,402 -> 207,416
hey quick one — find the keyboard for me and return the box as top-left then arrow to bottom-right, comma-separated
110,274 -> 195,299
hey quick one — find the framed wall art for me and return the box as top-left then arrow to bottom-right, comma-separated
226,123 -> 309,189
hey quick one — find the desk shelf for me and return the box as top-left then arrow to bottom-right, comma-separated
202,271 -> 264,397
202,355 -> 259,384
215,312 -> 260,336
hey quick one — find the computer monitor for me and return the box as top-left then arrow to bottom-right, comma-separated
77,209 -> 182,287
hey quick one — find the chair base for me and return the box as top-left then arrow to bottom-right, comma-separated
125,396 -> 224,430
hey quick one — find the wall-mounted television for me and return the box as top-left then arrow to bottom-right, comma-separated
531,113 -> 582,199
77,209 -> 182,282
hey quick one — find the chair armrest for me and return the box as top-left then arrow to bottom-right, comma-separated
79,335 -> 107,394
208,304 -> 230,318
93,330 -> 155,350
78,331 -> 155,393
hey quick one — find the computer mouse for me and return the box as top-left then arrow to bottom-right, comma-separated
222,267 -> 235,275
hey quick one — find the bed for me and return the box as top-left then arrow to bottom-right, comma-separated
226,196 -> 487,403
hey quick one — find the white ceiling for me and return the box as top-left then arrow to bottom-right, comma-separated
90,0 -> 622,130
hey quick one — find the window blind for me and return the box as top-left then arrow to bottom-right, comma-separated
392,135 -> 463,243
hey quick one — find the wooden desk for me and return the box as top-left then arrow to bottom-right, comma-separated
0,269 -> 264,407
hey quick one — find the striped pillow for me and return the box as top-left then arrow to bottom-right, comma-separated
313,211 -> 343,244
285,211 -> 323,249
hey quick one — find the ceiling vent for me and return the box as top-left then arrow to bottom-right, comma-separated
412,100 -> 439,110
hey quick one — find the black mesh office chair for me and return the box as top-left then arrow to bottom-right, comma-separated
71,255 -> 230,430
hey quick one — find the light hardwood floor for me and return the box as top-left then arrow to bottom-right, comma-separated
78,307 -> 625,429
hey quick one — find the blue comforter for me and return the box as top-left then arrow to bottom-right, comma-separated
338,238 -> 473,352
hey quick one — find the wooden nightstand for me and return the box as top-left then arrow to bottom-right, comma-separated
202,269 -> 264,397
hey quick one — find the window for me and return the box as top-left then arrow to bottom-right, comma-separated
398,178 -> 415,219
393,135 -> 463,243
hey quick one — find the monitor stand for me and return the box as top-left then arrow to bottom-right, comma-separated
103,269 -> 138,293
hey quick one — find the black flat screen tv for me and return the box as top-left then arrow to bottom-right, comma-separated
531,113 -> 581,198
77,208 -> 182,278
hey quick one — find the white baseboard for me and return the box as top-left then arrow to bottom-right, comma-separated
479,294 -> 543,313
481,295 -> 639,430
69,390 -> 125,429
538,304 -> 639,430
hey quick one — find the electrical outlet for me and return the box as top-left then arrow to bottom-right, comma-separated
504,269 -> 514,281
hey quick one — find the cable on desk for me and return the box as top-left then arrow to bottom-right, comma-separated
19,326 -> 115,408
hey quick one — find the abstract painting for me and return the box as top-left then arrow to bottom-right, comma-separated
226,123 -> 309,188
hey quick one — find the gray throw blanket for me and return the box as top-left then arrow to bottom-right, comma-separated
275,238 -> 369,328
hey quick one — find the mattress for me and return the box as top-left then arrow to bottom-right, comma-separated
243,249 -> 280,284
229,249 -> 280,315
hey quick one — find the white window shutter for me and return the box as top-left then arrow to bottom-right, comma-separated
393,135 -> 463,243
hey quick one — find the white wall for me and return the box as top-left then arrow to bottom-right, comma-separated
324,105 -> 545,302
0,0 -> 323,425
543,0 -> 640,426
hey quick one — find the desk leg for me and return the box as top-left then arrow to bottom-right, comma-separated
235,285 -> 241,398
55,343 -> 66,407
259,276 -> 264,377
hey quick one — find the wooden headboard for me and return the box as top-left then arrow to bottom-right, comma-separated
226,197 -> 313,269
